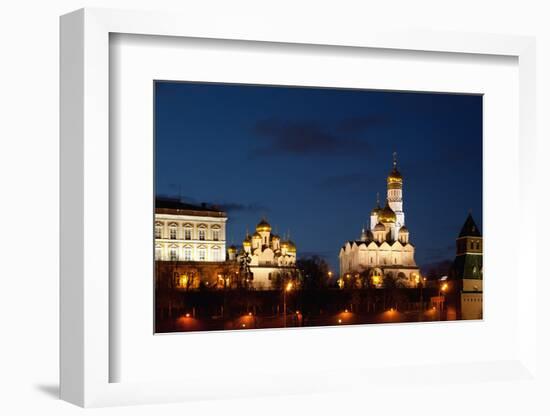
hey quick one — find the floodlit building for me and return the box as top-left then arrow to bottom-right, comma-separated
232,219 -> 298,290
154,198 -> 227,262
338,154 -> 421,287
154,198 -> 238,290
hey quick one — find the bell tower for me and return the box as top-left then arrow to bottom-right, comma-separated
387,152 -> 405,227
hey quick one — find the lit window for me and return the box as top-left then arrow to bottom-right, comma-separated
212,247 -> 220,261
184,227 -> 192,240
198,249 -> 206,261
198,229 -> 205,241
184,248 -> 192,261
170,226 -> 177,240
155,224 -> 162,239
170,247 -> 178,261
212,230 -> 219,241
155,246 -> 162,260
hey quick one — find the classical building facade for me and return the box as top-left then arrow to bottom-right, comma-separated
449,213 -> 483,319
154,198 -> 227,262
230,219 -> 298,290
339,154 -> 420,287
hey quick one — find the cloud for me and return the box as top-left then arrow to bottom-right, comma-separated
216,202 -> 270,214
250,115 -> 387,158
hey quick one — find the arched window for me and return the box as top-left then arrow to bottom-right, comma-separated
155,223 -> 162,239
183,224 -> 192,240
198,247 -> 206,261
211,246 -> 221,262
169,224 -> 177,240
155,245 -> 162,260
198,229 -> 206,241
183,246 -> 192,261
169,246 -> 178,261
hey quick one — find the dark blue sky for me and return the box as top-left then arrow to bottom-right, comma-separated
155,81 -> 482,272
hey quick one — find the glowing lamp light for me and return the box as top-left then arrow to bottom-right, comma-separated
286,282 -> 293,292
344,309 -> 349,313
242,323 -> 246,328
338,319 -> 342,324
248,312 -> 252,316
185,313 -> 190,318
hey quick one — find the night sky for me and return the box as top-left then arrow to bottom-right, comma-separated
155,81 -> 482,273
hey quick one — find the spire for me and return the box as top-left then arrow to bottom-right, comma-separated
393,151 -> 397,169
458,213 -> 481,237
376,192 -> 380,206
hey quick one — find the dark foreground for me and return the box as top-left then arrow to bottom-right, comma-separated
156,288 -> 469,333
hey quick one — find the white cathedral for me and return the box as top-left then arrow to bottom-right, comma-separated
339,154 -> 421,288
229,219 -> 298,290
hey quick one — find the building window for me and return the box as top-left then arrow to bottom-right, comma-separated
184,227 -> 192,240
155,246 -> 162,260
198,229 -> 205,241
212,247 -> 220,261
170,247 -> 178,261
170,226 -> 177,240
212,230 -> 219,241
198,249 -> 206,261
184,247 -> 192,261
155,224 -> 162,239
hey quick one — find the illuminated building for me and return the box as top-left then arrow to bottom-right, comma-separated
232,219 -> 298,290
154,198 -> 237,290
338,154 -> 421,287
154,197 -> 227,262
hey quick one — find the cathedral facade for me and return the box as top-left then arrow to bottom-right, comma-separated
339,155 -> 421,288
229,219 -> 298,290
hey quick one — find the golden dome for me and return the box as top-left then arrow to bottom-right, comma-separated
281,240 -> 296,252
271,234 -> 280,241
374,222 -> 385,231
387,153 -> 403,187
228,245 -> 237,253
256,219 -> 272,232
399,226 -> 409,234
252,231 -> 261,238
243,235 -> 252,246
378,201 -> 396,223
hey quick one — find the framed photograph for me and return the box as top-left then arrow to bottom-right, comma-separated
60,8 -> 538,407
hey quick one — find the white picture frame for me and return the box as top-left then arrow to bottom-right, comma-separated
60,8 -> 538,408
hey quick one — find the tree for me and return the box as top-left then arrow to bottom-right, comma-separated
296,256 -> 330,290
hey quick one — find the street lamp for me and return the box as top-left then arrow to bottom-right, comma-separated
283,280 -> 293,328
439,282 -> 448,320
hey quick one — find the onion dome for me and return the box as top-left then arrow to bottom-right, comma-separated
387,152 -> 403,187
374,222 -> 385,232
378,201 -> 396,223
243,235 -> 252,247
399,226 -> 409,234
228,245 -> 237,253
256,219 -> 272,232
371,192 -> 382,215
252,231 -> 261,238
271,234 -> 280,241
286,240 -> 297,253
